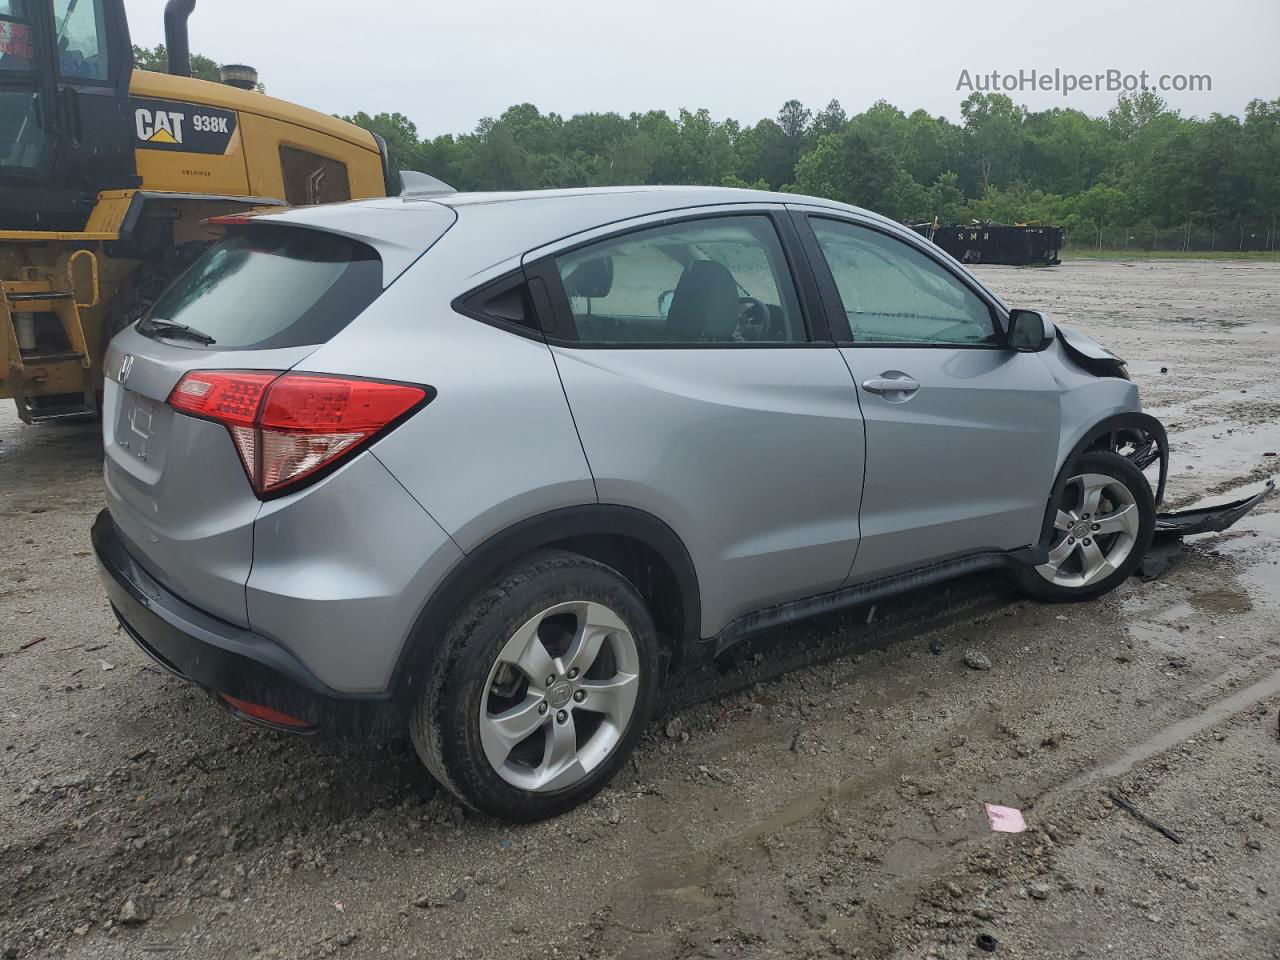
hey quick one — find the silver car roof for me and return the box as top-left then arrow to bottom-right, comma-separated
230,187 -> 1002,305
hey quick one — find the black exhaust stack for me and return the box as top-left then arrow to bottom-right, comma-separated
163,0 -> 197,77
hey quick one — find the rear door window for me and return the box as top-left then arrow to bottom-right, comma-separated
551,215 -> 808,345
139,226 -> 383,350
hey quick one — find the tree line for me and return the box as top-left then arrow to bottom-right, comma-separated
347,92 -> 1280,251
132,46 -> 1279,251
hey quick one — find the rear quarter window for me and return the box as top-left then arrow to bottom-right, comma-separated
141,226 -> 382,350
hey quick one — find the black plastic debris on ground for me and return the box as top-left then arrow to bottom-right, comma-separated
1154,480 -> 1274,537
1139,479 -> 1274,581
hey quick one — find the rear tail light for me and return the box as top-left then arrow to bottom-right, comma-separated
169,371 -> 429,498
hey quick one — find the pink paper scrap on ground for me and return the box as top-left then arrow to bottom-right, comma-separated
984,803 -> 1027,833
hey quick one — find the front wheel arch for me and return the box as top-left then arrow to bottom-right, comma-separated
1037,412 -> 1167,556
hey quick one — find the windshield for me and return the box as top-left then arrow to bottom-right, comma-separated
140,226 -> 385,350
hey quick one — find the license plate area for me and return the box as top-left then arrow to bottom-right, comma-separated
129,394 -> 154,439
114,389 -> 166,469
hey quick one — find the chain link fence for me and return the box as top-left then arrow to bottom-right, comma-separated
1063,220 -> 1280,252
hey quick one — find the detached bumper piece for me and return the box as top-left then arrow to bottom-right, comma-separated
1139,479 -> 1275,580
1155,479 -> 1274,536
91,510 -> 405,737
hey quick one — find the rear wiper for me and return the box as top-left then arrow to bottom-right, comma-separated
137,318 -> 216,346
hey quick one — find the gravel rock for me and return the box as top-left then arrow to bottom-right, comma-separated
1028,882 -> 1051,900
118,897 -> 151,925
664,718 -> 683,740
963,649 -> 993,671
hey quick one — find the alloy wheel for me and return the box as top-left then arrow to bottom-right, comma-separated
478,600 -> 640,792
1036,472 -> 1140,588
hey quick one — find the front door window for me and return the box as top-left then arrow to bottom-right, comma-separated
809,217 -> 997,345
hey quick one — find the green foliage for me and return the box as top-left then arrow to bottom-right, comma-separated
125,42 -> 1279,249
132,43 -> 220,83
102,61 -> 1237,251
342,92 -> 1277,248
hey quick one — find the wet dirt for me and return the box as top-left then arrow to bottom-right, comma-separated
1,258 -> 1277,959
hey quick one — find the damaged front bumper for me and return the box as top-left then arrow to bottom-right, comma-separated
1104,416 -> 1273,578
1155,480 -> 1275,537
1138,479 -> 1274,580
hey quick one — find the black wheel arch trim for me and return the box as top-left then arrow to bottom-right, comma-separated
389,503 -> 702,702
1036,412 -> 1168,553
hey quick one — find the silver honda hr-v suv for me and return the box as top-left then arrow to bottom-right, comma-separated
94,186 -> 1168,821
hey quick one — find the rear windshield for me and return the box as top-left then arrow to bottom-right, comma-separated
140,226 -> 383,350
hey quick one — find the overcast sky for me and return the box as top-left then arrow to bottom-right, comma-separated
126,0 -> 1280,137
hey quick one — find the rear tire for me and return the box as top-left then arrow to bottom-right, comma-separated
1012,450 -> 1155,603
410,549 -> 660,822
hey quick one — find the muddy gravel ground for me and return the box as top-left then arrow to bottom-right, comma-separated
2,258 -> 1278,960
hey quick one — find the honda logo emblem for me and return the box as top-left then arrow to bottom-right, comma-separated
118,354 -> 134,385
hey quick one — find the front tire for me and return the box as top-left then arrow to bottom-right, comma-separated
410,550 -> 660,822
1013,450 -> 1155,602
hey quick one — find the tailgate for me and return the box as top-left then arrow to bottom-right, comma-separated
102,331 -> 316,626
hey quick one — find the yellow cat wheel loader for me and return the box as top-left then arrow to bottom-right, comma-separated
0,0 -> 397,421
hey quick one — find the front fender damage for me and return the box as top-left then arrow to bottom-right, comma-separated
1064,415 -> 1273,580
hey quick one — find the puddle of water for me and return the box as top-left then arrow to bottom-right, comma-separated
1188,587 -> 1253,615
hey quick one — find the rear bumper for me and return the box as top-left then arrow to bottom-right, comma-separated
92,509 -> 406,737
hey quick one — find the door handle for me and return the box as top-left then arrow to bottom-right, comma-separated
862,376 -> 920,396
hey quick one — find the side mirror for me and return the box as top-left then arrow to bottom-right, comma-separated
1007,309 -> 1053,352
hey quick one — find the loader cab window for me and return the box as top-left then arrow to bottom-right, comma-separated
0,89 -> 43,168
280,147 -> 352,206
52,0 -> 108,81
1,6 -> 35,72
0,0 -> 45,171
